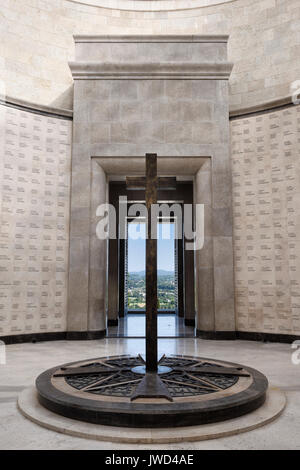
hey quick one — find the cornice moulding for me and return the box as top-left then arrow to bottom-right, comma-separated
73,34 -> 230,43
69,61 -> 234,80
67,0 -> 237,13
0,95 -> 73,119
230,96 -> 294,118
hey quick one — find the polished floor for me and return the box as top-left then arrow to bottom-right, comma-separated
0,337 -> 299,449
107,314 -> 195,337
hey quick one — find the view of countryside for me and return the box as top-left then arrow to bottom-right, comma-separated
127,270 -> 176,311
127,222 -> 176,312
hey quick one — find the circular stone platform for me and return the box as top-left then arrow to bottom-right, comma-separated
35,355 -> 269,428
18,386 -> 285,444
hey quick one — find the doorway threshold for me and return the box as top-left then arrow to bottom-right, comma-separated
106,314 -> 195,338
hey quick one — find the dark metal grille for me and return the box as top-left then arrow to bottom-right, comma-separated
65,356 -> 239,398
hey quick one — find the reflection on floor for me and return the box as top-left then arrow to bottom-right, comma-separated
107,314 -> 195,338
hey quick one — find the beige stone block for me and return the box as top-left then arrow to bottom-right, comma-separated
70,171 -> 91,208
178,101 -> 213,122
73,123 -> 90,144
164,122 -> 192,143
212,208 -> 233,237
214,265 -> 234,302
89,238 -> 107,270
191,80 -> 218,100
69,208 -> 90,238
196,237 -> 213,268
196,167 -> 212,205
110,81 -> 138,101
73,103 -> 90,123
165,80 -> 193,100
75,81 -> 111,101
196,298 -> 215,331
137,81 -> 165,101
69,237 -> 89,271
214,236 -> 234,268
192,122 -> 214,144
75,43 -> 111,62
90,123 -> 110,144
215,298 -> 236,331
67,271 -> 89,331
90,102 -> 120,122
88,268 -> 106,301
212,170 -> 233,209
196,267 -> 214,301
111,121 -> 164,144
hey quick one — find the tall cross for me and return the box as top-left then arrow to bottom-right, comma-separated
126,154 -> 176,373
56,155 -> 249,400
145,153 -> 158,372
126,154 -> 175,400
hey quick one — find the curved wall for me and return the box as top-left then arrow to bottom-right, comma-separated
231,104 -> 300,337
1,1 -> 300,342
0,103 -> 72,339
0,0 -> 299,112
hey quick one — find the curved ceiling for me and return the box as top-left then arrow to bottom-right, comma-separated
0,0 -> 297,113
66,0 -> 236,12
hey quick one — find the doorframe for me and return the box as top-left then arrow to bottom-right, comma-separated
124,215 -> 179,316
108,181 -> 195,327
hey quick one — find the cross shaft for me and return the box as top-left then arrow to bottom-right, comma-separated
145,153 -> 158,372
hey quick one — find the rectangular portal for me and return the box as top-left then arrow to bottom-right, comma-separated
108,180 -> 195,328
126,220 -> 177,314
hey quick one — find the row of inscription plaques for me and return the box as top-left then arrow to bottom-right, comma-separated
1,101 -> 300,337
0,105 -> 71,335
231,104 -> 300,334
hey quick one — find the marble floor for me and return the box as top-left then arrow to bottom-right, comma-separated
107,314 -> 195,337
0,337 -> 299,450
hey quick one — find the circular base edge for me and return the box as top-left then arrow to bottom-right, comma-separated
35,356 -> 269,428
18,386 -> 286,444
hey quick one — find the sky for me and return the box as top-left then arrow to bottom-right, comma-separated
128,222 -> 175,273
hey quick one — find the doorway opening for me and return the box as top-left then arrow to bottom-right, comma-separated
106,181 -> 195,338
126,220 -> 177,314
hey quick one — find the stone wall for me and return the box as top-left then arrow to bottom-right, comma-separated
231,104 -> 300,335
0,1 -> 300,340
0,103 -> 72,337
0,0 -> 299,111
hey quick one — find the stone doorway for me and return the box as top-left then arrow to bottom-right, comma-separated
106,179 -> 195,338
67,35 -> 235,340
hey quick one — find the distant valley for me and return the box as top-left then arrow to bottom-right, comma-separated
128,270 -> 175,310
129,270 -> 174,277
